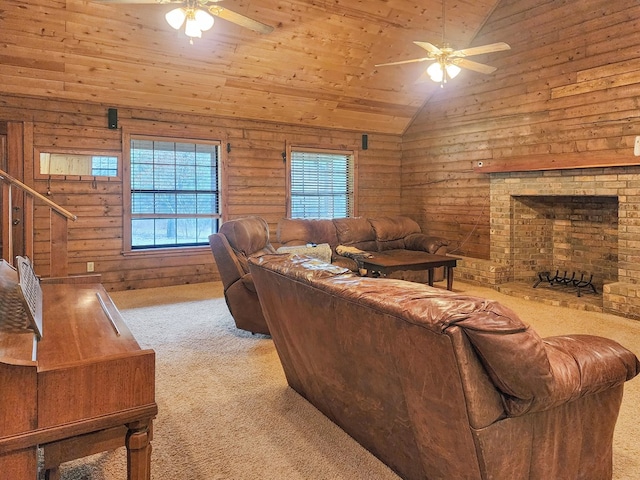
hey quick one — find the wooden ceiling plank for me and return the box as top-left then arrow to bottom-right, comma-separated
63,62 -> 228,90
59,80 -> 406,133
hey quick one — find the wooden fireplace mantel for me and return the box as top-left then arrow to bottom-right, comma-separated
473,150 -> 640,173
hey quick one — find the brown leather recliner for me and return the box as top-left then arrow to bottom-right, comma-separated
208,216 -> 274,335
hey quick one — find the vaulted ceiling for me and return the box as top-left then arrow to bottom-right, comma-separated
0,0 -> 504,134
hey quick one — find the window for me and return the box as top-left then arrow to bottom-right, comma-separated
127,136 -> 221,249
91,156 -> 118,177
288,148 -> 356,219
37,151 -> 119,178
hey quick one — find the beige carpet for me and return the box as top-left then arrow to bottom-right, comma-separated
56,281 -> 640,480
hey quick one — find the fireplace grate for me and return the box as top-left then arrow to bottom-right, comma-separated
533,270 -> 597,297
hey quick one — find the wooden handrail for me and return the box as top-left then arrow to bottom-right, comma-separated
0,169 -> 77,221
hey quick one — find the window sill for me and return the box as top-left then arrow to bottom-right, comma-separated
122,245 -> 210,257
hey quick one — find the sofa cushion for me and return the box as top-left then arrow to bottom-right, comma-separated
277,218 -> 338,247
333,217 -> 377,251
369,216 -> 421,251
253,253 -> 351,282
277,243 -> 332,263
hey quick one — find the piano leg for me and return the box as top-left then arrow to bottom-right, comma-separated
126,419 -> 153,480
44,465 -> 61,480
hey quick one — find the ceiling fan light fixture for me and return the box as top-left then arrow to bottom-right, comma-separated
166,6 -> 213,43
184,16 -> 203,38
110,0 -> 274,39
194,9 -> 214,31
427,62 -> 444,82
445,63 -> 461,79
165,7 -> 186,30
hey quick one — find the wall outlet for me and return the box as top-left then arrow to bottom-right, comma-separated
635,136 -> 640,156
86,261 -> 95,272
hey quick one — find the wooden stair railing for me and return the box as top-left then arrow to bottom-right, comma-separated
0,168 -> 77,277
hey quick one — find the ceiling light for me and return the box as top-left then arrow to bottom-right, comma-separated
194,9 -> 214,31
184,16 -> 203,39
427,62 -> 444,83
165,7 -> 187,30
427,60 -> 462,87
165,5 -> 214,44
445,63 -> 461,79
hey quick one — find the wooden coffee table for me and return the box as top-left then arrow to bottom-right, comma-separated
360,251 -> 459,290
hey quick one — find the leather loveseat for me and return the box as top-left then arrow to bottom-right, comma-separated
249,254 -> 640,480
277,215 -> 449,282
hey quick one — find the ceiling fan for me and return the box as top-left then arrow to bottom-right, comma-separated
95,0 -> 274,44
376,41 -> 511,84
375,0 -> 510,86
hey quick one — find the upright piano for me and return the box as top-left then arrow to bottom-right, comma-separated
0,258 -> 157,480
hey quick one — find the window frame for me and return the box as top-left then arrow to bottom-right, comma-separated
285,145 -> 358,219
122,131 -> 224,254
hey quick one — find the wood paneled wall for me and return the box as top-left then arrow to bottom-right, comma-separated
6,0 -> 640,287
0,96 -> 401,290
402,0 -> 640,259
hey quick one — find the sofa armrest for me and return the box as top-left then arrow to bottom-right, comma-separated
482,333 -> 640,417
404,233 -> 449,254
523,334 -> 640,413
455,306 -> 640,417
209,233 -> 243,288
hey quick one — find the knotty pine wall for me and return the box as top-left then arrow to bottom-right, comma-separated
402,0 -> 640,259
1,95 -> 401,290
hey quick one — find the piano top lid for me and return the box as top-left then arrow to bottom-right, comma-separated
36,283 -> 144,369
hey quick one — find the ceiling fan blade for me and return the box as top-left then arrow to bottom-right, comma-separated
413,41 -> 443,56
208,6 -> 274,33
451,42 -> 511,58
375,57 -> 431,67
454,58 -> 497,74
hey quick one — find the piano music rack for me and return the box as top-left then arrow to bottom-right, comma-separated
16,255 -> 43,339
0,257 -> 43,338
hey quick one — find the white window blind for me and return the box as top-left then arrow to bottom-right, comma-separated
290,150 -> 354,219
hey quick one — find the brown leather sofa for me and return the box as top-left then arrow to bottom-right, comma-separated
249,254 -> 640,480
277,215 -> 450,282
208,216 -> 275,335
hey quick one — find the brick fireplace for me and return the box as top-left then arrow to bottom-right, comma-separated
460,167 -> 640,319
508,194 -> 618,291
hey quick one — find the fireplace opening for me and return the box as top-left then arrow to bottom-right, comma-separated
511,195 -> 618,292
